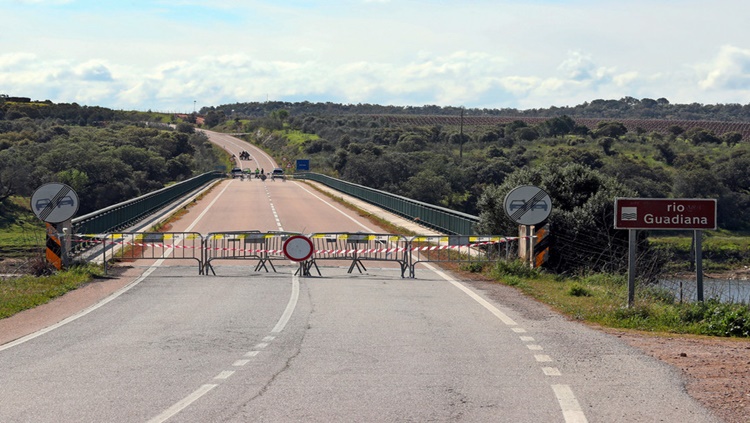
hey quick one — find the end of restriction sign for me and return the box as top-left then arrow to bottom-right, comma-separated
504,185 -> 552,226
30,183 -> 79,223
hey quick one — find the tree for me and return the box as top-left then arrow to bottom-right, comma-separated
404,170 -> 450,205
203,110 -> 223,127
175,122 -> 195,134
598,137 -> 615,155
271,109 -> 289,121
514,127 -> 539,142
539,115 -> 577,137
0,148 -> 33,201
685,127 -> 721,145
667,125 -> 685,136
722,131 -> 743,146
594,121 -> 628,138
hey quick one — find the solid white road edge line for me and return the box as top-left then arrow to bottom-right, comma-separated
424,263 -> 518,326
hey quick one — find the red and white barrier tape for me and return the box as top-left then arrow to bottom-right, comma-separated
72,237 -> 518,256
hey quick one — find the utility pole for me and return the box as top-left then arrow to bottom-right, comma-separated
459,107 -> 464,161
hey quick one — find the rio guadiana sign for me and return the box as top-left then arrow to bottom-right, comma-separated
614,198 -> 717,230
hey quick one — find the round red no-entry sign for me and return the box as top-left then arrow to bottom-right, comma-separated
283,235 -> 314,262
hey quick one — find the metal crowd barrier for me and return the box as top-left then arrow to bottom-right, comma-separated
93,230 -> 519,279
202,231 -> 301,275
102,232 -> 204,274
308,232 -> 411,277
408,235 -> 517,278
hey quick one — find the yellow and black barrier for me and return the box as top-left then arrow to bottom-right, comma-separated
45,223 -> 63,270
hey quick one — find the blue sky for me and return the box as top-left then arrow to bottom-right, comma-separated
2,0 -> 749,112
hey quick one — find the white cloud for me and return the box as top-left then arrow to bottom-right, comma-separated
558,51 -> 597,81
3,1 -> 750,110
700,45 -> 750,91
0,52 -> 37,71
74,61 -> 114,82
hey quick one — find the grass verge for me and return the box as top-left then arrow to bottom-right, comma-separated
486,260 -> 750,337
0,263 -> 104,319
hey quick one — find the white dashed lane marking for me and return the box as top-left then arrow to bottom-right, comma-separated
214,371 -> 235,380
148,272 -> 301,422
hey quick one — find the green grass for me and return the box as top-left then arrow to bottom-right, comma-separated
649,233 -> 750,271
0,263 -> 104,319
0,197 -> 46,258
279,129 -> 319,146
488,260 -> 750,337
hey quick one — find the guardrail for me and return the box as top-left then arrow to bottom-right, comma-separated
70,171 -> 223,254
293,172 -> 479,235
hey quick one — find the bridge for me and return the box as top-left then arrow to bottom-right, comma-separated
0,130 -> 720,423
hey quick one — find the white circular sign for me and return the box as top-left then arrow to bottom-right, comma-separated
283,235 -> 314,262
503,185 -> 552,225
30,183 -> 79,223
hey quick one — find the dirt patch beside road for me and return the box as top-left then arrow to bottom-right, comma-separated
609,330 -> 750,423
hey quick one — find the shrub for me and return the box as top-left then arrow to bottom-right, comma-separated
503,275 -> 523,287
568,283 -> 592,297
704,301 -> 750,337
491,259 -> 539,279
460,262 -> 485,273
639,285 -> 676,304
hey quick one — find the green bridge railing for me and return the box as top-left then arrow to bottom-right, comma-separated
72,171 -> 223,236
294,172 -> 479,235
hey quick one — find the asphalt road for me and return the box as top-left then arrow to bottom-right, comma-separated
0,132 -> 722,422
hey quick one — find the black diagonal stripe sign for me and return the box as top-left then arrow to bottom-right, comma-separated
38,185 -> 72,222
504,185 -> 552,226
510,189 -> 548,222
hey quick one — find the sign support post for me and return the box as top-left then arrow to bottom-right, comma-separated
628,229 -> 637,307
528,225 -> 535,268
695,230 -> 704,302
615,198 -> 716,306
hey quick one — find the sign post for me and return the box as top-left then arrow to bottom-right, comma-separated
31,183 -> 80,270
504,186 -> 552,267
614,198 -> 717,306
283,235 -> 315,276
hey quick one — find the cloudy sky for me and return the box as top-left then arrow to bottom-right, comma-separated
2,0 -> 749,112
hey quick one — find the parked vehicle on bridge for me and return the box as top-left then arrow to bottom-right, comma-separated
230,167 -> 243,178
271,168 -> 285,181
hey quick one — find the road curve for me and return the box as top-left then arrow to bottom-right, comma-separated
0,132 -> 721,422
